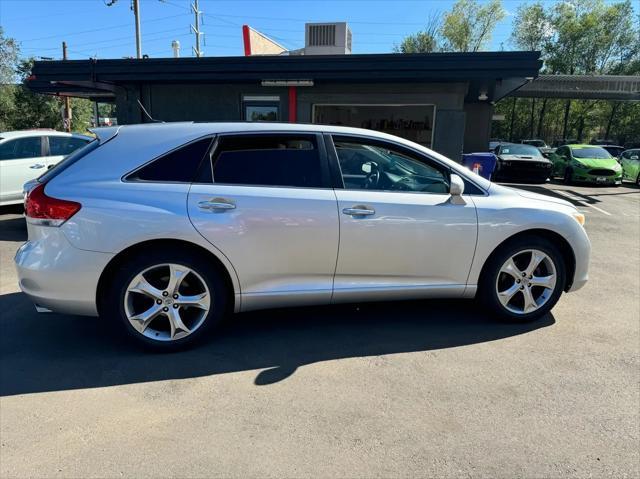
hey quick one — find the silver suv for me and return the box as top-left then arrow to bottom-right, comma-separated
15,123 -> 590,350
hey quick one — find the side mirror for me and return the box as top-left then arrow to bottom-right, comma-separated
450,174 -> 465,196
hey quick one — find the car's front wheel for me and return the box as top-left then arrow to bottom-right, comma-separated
106,249 -> 228,350
480,236 -> 566,322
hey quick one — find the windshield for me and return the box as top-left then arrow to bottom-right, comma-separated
571,146 -> 612,159
499,144 -> 543,157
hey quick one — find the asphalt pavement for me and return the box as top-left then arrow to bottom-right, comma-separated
1,182 -> 638,478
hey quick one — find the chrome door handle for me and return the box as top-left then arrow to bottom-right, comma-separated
30,164 -> 45,169
198,199 -> 236,211
342,206 -> 375,216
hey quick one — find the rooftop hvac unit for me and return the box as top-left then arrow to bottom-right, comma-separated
304,22 -> 352,55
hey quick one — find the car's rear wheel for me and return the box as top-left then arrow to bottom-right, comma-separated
106,249 -> 228,350
479,236 -> 566,322
636,172 -> 640,186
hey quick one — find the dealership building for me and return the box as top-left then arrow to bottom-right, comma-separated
28,23 -> 541,161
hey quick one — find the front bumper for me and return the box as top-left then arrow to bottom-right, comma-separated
14,225 -> 113,316
571,171 -> 622,185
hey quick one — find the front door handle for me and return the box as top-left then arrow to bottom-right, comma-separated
198,199 -> 236,212
30,164 -> 45,169
342,206 -> 375,217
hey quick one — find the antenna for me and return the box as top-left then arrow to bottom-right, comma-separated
136,99 -> 163,123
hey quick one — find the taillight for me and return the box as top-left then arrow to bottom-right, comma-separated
24,183 -> 81,227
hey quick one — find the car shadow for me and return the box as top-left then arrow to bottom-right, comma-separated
0,205 -> 26,242
0,291 -> 554,396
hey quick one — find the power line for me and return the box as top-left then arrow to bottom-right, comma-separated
19,12 -> 190,43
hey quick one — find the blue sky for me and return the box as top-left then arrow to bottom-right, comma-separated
0,0 -> 615,60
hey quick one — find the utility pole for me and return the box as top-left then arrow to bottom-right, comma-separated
191,0 -> 204,57
62,42 -> 71,132
133,0 -> 142,59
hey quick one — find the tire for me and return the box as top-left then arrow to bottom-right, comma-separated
105,248 -> 229,351
636,173 -> 640,186
479,235 -> 566,322
563,167 -> 573,185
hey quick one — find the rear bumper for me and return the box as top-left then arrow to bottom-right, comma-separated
14,226 -> 113,316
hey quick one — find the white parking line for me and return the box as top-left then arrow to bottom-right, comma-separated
552,189 -> 612,216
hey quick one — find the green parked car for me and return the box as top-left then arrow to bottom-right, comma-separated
551,144 -> 622,185
619,149 -> 640,185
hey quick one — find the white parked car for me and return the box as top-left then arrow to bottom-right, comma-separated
15,123 -> 590,350
0,130 -> 92,206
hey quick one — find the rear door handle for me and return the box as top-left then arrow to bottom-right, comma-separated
198,199 -> 236,211
342,206 -> 375,216
30,164 -> 45,169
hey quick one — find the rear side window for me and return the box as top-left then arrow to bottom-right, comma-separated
127,137 -> 213,183
49,136 -> 90,156
211,135 -> 323,188
38,139 -> 99,183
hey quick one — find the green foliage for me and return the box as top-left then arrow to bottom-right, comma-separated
0,26 -> 20,84
394,14 -> 441,53
1,54 -> 97,133
396,0 -> 506,53
394,31 -> 438,54
494,0 -> 640,144
441,0 -> 506,52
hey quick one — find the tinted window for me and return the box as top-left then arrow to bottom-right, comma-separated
333,136 -> 449,194
128,137 -> 213,183
212,135 -> 323,188
0,137 -> 42,160
49,136 -> 90,156
38,139 -> 99,183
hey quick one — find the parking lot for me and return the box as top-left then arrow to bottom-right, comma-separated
1,181 -> 638,477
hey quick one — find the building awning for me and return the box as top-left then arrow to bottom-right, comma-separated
27,51 -> 542,103
512,74 -> 640,100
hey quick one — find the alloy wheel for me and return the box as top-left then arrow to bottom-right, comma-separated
495,249 -> 557,315
124,263 -> 211,341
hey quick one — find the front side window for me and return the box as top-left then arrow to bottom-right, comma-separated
211,134 -> 324,188
332,136 -> 449,194
0,137 -> 42,160
48,136 -> 90,156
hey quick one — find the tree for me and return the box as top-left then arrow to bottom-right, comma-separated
511,3 -> 552,52
545,0 -> 638,75
493,0 -> 640,144
0,26 -> 19,85
441,0 -> 506,52
394,14 -> 441,53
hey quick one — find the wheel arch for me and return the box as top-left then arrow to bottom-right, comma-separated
96,238 -> 239,316
478,228 -> 576,292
